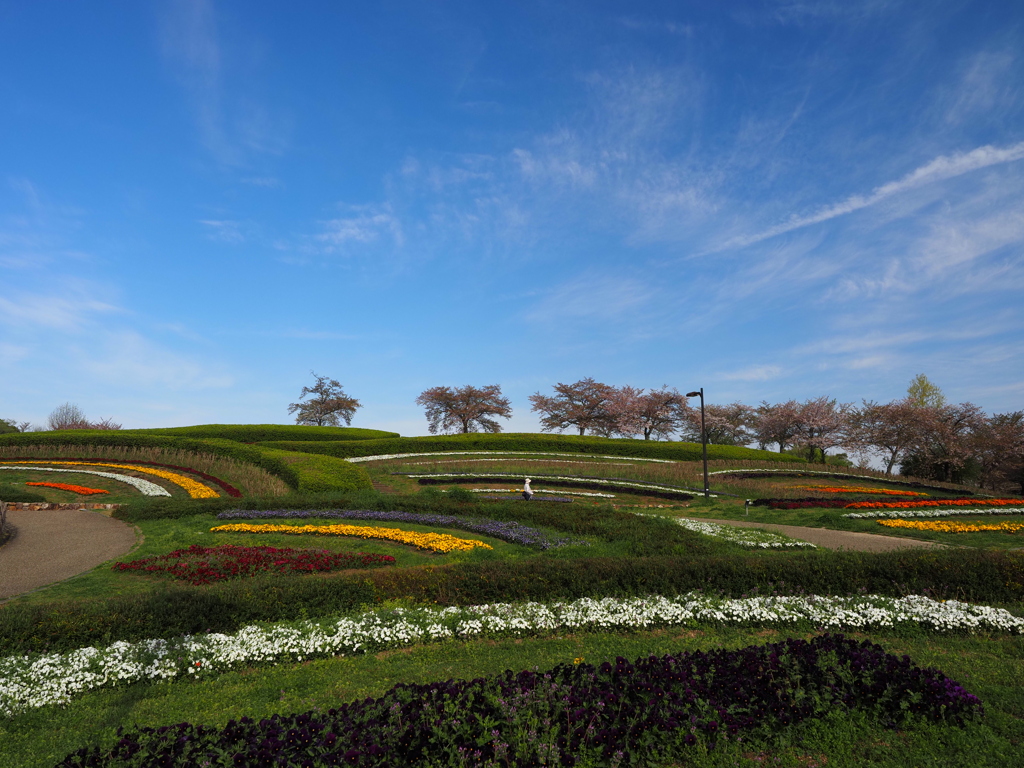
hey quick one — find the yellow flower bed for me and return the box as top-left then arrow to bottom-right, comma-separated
210,523 -> 493,553
8,460 -> 219,499
878,519 -> 1024,534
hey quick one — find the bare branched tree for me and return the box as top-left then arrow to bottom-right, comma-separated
416,384 -> 512,434
44,403 -> 123,430
288,373 -> 361,427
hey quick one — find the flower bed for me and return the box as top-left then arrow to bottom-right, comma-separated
844,508 -> 1024,520
2,455 -> 242,497
4,592 -> 1017,718
112,544 -> 395,585
878,519 -> 1024,534
210,522 -> 493,553
5,460 -> 218,498
348,451 -> 675,464
0,466 -> 170,497
57,634 -> 982,768
216,509 -> 588,550
455,487 -> 616,498
793,484 -> 928,496
650,516 -> 815,548
711,469 -> 975,495
25,482 -> 109,496
848,497 -> 1024,510
410,473 -> 698,500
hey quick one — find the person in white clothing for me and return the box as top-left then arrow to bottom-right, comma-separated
522,478 -> 534,501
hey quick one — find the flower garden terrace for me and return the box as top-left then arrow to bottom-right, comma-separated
1,426 -> 1023,766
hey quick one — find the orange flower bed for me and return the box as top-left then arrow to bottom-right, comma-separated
26,481 -> 110,495
847,497 -> 1024,510
794,485 -> 927,497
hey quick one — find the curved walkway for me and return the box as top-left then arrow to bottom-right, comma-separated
0,508 -> 139,601
696,517 -> 945,552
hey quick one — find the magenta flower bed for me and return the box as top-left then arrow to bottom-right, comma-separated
113,544 -> 395,585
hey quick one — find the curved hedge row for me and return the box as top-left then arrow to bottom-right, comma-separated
118,424 -> 399,443
258,433 -> 804,463
0,433 -> 372,495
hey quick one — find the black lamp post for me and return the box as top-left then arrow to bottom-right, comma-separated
686,388 -> 710,498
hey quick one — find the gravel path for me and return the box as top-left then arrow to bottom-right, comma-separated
0,508 -> 139,601
696,517 -> 945,552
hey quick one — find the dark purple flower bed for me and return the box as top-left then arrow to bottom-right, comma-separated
216,509 -> 589,549
112,544 -> 395,585
59,634 -> 981,768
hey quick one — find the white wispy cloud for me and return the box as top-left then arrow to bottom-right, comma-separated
713,141 -> 1024,252
160,0 -> 287,167
524,274 -> 655,325
718,364 -> 783,382
315,205 -> 403,252
199,219 -> 248,244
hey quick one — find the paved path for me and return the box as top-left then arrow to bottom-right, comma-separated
0,508 -> 139,600
696,518 -> 945,552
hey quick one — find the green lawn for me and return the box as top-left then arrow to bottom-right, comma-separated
2,627 -> 1021,767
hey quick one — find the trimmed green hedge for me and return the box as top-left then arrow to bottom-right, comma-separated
0,432 -> 302,490
257,448 -> 373,494
4,548 -> 1021,653
0,433 -> 372,494
0,576 -> 374,654
364,548 -> 1024,608
120,424 -> 399,442
258,433 -> 804,463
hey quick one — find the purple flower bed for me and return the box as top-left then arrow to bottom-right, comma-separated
59,634 -> 981,768
216,509 -> 589,550
753,498 -> 977,510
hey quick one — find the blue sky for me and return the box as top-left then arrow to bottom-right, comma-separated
2,0 -> 1022,436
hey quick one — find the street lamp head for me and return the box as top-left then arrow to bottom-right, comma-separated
685,391 -> 701,398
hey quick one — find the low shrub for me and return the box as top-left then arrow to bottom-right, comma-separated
258,433 -> 806,463
57,634 -> 981,768
0,486 -> 47,503
121,424 -> 399,442
0,433 -> 300,490
0,576 -> 375,654
257,448 -> 373,493
4,548 -> 1021,653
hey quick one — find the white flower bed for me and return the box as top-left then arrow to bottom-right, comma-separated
844,507 -> 1024,519
448,488 -> 616,498
0,466 -> 171,497
408,473 -> 702,496
644,515 -> 816,548
348,451 -> 674,464
3,592 -> 1021,716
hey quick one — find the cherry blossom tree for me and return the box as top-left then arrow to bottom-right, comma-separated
607,386 -> 690,440
679,402 -> 754,446
901,402 -> 986,484
795,397 -> 853,463
416,384 -> 512,434
288,373 -> 361,427
850,398 -> 931,475
751,400 -> 802,453
529,378 -> 616,436
971,411 -> 1024,491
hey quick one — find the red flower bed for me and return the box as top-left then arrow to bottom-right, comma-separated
26,481 -> 110,495
112,544 -> 395,585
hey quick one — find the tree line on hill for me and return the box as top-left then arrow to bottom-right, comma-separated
4,374 -> 1021,491
280,372 -> 1022,490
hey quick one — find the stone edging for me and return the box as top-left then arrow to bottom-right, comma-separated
1,502 -> 122,511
